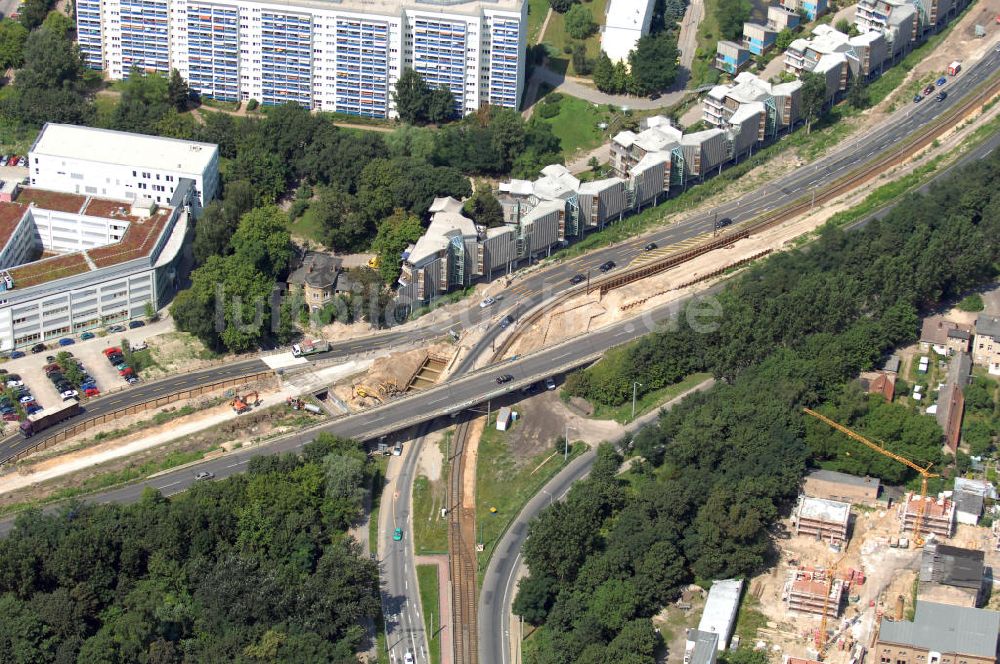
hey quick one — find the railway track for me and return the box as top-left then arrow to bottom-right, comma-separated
449,419 -> 479,664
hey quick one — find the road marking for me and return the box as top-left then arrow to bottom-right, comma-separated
226,460 -> 249,468
159,480 -> 181,488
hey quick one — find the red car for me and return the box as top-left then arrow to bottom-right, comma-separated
84,387 -> 100,397
103,347 -> 122,357
119,367 -> 134,377
3,412 -> 19,422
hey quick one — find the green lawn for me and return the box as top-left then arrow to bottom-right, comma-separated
369,457 -> 388,555
690,0 -> 723,88
416,564 -> 442,664
540,0 -> 610,76
288,204 -> 326,245
733,593 -> 767,641
588,372 -> 712,423
475,414 -> 585,572
527,0 -> 551,44
537,93 -> 614,160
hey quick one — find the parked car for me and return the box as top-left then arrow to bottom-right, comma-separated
84,387 -> 100,397
9,351 -> 23,359
499,315 -> 514,330
935,91 -> 947,102
60,389 -> 79,400
913,93 -> 924,103
18,395 -> 33,404
495,374 -> 514,384
30,343 -> 46,354
3,413 -> 19,422
479,296 -> 496,308
126,376 -> 139,384
644,242 -> 658,251
936,76 -> 947,87
545,377 -> 557,391
120,367 -> 134,377
599,260 -> 616,272
25,404 -> 42,415
128,320 -> 145,329
58,338 -> 74,346
106,325 -> 126,333
17,157 -> 25,167
104,347 -> 121,356
80,332 -> 95,340
922,83 -> 936,96
6,378 -> 22,388
569,274 -> 585,285
45,355 -> 55,363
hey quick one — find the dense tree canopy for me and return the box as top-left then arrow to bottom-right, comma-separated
629,33 -> 680,94
525,147 -> 1000,663
0,20 -> 28,69
392,68 -> 456,125
0,434 -> 379,663
565,5 -> 597,39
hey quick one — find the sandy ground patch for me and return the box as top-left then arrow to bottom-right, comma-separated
417,429 -> 445,482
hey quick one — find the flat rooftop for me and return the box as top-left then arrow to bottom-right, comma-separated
904,495 -> 954,518
0,203 -> 28,248
1,193 -> 176,288
807,469 -> 880,490
799,496 -> 850,523
31,123 -> 218,175
879,601 -> 999,658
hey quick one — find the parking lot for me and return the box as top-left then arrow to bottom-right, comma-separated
0,318 -> 174,417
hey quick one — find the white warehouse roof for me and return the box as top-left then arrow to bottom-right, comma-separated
697,578 -> 743,651
601,0 -> 655,62
31,124 -> 218,175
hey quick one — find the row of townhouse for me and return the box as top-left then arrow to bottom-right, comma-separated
397,116 -> 744,304
77,0 -> 526,118
724,0 -> 965,76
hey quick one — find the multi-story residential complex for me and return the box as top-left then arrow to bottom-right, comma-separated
767,5 -> 801,31
742,21 -> 777,56
855,0 -> 965,56
973,314 -> 1000,375
703,72 -> 802,151
785,25 -> 887,98
30,124 -> 219,210
600,0 -> 655,63
0,126 -> 218,350
77,0 -> 527,119
780,0 -> 827,21
875,601 -> 999,664
715,40 -> 750,74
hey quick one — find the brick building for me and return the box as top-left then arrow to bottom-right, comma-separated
803,469 -> 881,505
875,601 -> 999,664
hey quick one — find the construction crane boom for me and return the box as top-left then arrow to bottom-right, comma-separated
802,408 -> 940,547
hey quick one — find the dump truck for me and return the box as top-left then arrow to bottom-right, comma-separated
20,400 -> 81,437
291,339 -> 329,357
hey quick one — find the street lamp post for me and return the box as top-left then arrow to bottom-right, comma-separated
632,382 -> 643,420
564,424 -> 576,460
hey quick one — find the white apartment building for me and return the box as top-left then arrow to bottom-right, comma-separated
76,0 -> 526,118
0,127 -> 220,351
29,124 -> 219,210
600,0 -> 655,63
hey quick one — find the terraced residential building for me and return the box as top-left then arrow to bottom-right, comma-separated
76,0 -> 527,119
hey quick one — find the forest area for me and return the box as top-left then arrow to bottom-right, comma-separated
0,434 -> 379,663
517,145 -> 1000,663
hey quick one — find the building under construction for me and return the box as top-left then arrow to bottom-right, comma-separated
784,568 -> 846,618
792,496 -> 851,546
900,493 -> 955,539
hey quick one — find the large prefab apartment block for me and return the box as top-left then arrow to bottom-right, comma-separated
0,125 -> 219,351
77,0 -> 527,119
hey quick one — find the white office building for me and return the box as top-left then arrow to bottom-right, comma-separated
0,127 -> 220,350
76,0 -> 526,118
29,124 -> 219,210
600,0 -> 655,63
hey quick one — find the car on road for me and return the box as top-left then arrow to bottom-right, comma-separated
717,217 -> 733,228
80,332 -> 95,340
913,93 -> 924,103
393,527 -> 403,541
58,338 -> 74,346
404,653 -> 415,664
128,320 -> 145,329
545,377 -> 556,391
598,260 -> 616,272
569,274 -> 585,285
106,325 -> 126,333
30,343 -> 46,354
499,315 -> 514,330
479,296 -> 496,308
644,242 -> 658,251
194,471 -> 215,481
648,92 -> 660,101
936,76 -> 947,87
922,83 -> 936,96
9,350 -> 23,359
935,91 -> 947,102
496,374 -> 514,384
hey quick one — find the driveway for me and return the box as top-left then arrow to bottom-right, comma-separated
677,0 -> 705,70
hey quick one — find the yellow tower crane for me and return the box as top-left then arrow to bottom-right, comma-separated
803,408 -> 939,546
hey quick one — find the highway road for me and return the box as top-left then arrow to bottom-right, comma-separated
379,426 -> 433,664
475,124 -> 1000,664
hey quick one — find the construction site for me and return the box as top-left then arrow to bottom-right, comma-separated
737,411 -> 1000,664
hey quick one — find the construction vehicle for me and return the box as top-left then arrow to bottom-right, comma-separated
291,339 -> 329,357
232,391 -> 260,414
803,408 -> 939,547
286,397 -> 321,414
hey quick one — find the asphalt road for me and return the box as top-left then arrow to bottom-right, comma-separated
380,426 -> 432,664
475,116 -> 1000,664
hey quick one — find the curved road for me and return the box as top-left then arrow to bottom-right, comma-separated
476,122 -> 1000,664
